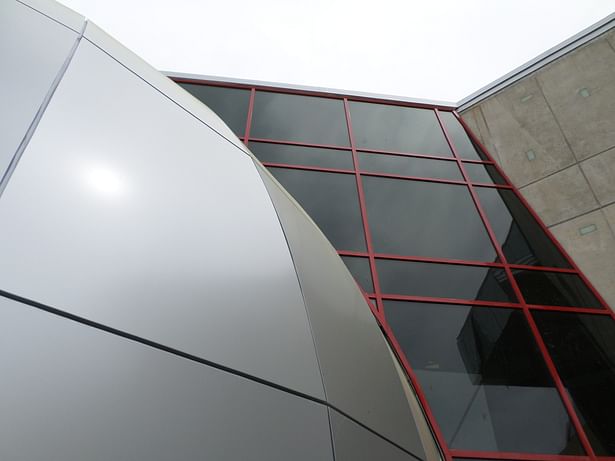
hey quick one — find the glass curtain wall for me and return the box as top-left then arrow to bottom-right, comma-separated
178,80 -> 615,461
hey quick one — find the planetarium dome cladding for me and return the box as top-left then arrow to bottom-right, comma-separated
0,0 -> 429,460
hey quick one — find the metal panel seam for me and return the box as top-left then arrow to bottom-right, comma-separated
0,18 -> 86,198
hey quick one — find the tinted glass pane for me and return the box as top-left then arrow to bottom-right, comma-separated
358,152 -> 462,180
464,163 -> 507,185
349,102 -> 452,156
250,142 -> 353,170
377,259 -> 517,303
251,92 -> 349,146
341,256 -> 374,293
269,168 -> 365,251
476,187 -> 570,268
179,83 -> 249,136
439,111 -> 487,161
533,311 -> 615,455
385,301 -> 583,454
362,176 -> 496,261
514,270 -> 603,308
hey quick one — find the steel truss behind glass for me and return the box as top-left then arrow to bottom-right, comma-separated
175,78 -> 615,461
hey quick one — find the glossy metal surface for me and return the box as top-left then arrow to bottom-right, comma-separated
329,409 -> 420,461
0,38 -> 324,399
258,164 -> 427,458
0,0 -> 78,182
0,295 -> 333,461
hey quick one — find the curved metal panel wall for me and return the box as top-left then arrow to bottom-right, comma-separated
257,164 -> 427,459
0,35 -> 324,399
0,296 -> 333,461
0,0 -> 80,182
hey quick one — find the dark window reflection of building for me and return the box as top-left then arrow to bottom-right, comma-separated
385,302 -> 583,454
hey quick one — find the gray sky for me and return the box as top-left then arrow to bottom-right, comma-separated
62,0 -> 614,102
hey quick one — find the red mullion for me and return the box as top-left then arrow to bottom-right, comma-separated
508,264 -> 577,274
171,77 -> 252,91
262,162 -> 355,175
437,109 -> 597,460
451,449 -> 589,461
454,110 -> 614,319
374,252 -> 505,267
248,137 -> 352,152
243,88 -> 255,147
358,147 -> 459,163
381,319 -> 453,461
462,158 -> 497,165
528,304 -> 610,315
343,98 -> 385,324
359,170 -> 467,186
381,293 -> 522,309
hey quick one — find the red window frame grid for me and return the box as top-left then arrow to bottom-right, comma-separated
173,76 -> 615,461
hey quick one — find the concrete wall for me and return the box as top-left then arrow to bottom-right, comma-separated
461,27 -> 615,308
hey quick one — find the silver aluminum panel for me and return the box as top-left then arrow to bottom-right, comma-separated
257,164 -> 426,457
0,0 -> 78,182
83,21 -> 249,155
0,295 -> 333,461
0,39 -> 324,399
330,409 -> 422,461
16,0 -> 86,32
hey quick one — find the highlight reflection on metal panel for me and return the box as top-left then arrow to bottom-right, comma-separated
0,0 -> 78,181
257,164 -> 427,458
329,409 -> 421,461
0,295 -> 333,461
0,39 -> 325,399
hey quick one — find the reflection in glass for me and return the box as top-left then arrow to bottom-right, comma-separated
251,92 -> 349,146
358,152 -> 462,180
464,163 -> 507,185
533,311 -> 615,455
250,142 -> 353,170
269,168 -> 366,251
438,111 -> 488,161
362,176 -> 496,261
377,259 -> 516,303
341,256 -> 374,293
476,187 -> 570,268
385,301 -> 583,454
179,83 -> 250,136
349,102 -> 453,156
514,270 -> 603,308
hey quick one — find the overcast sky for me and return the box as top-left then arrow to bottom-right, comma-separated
62,0 -> 614,102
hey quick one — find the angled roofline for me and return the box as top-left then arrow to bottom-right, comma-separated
163,71 -> 457,110
457,12 -> 615,112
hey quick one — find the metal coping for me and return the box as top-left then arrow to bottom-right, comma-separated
164,12 -> 614,113
163,71 -> 457,109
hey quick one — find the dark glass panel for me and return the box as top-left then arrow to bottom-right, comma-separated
251,92 -> 349,146
250,142 -> 353,170
341,256 -> 374,293
514,270 -> 603,308
533,311 -> 615,455
438,111 -> 488,161
385,301 -> 583,454
362,176 -> 496,261
269,168 -> 366,251
476,187 -> 571,268
179,83 -> 249,136
377,259 -> 517,303
463,163 -> 507,185
348,101 -> 453,156
358,152 -> 462,181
